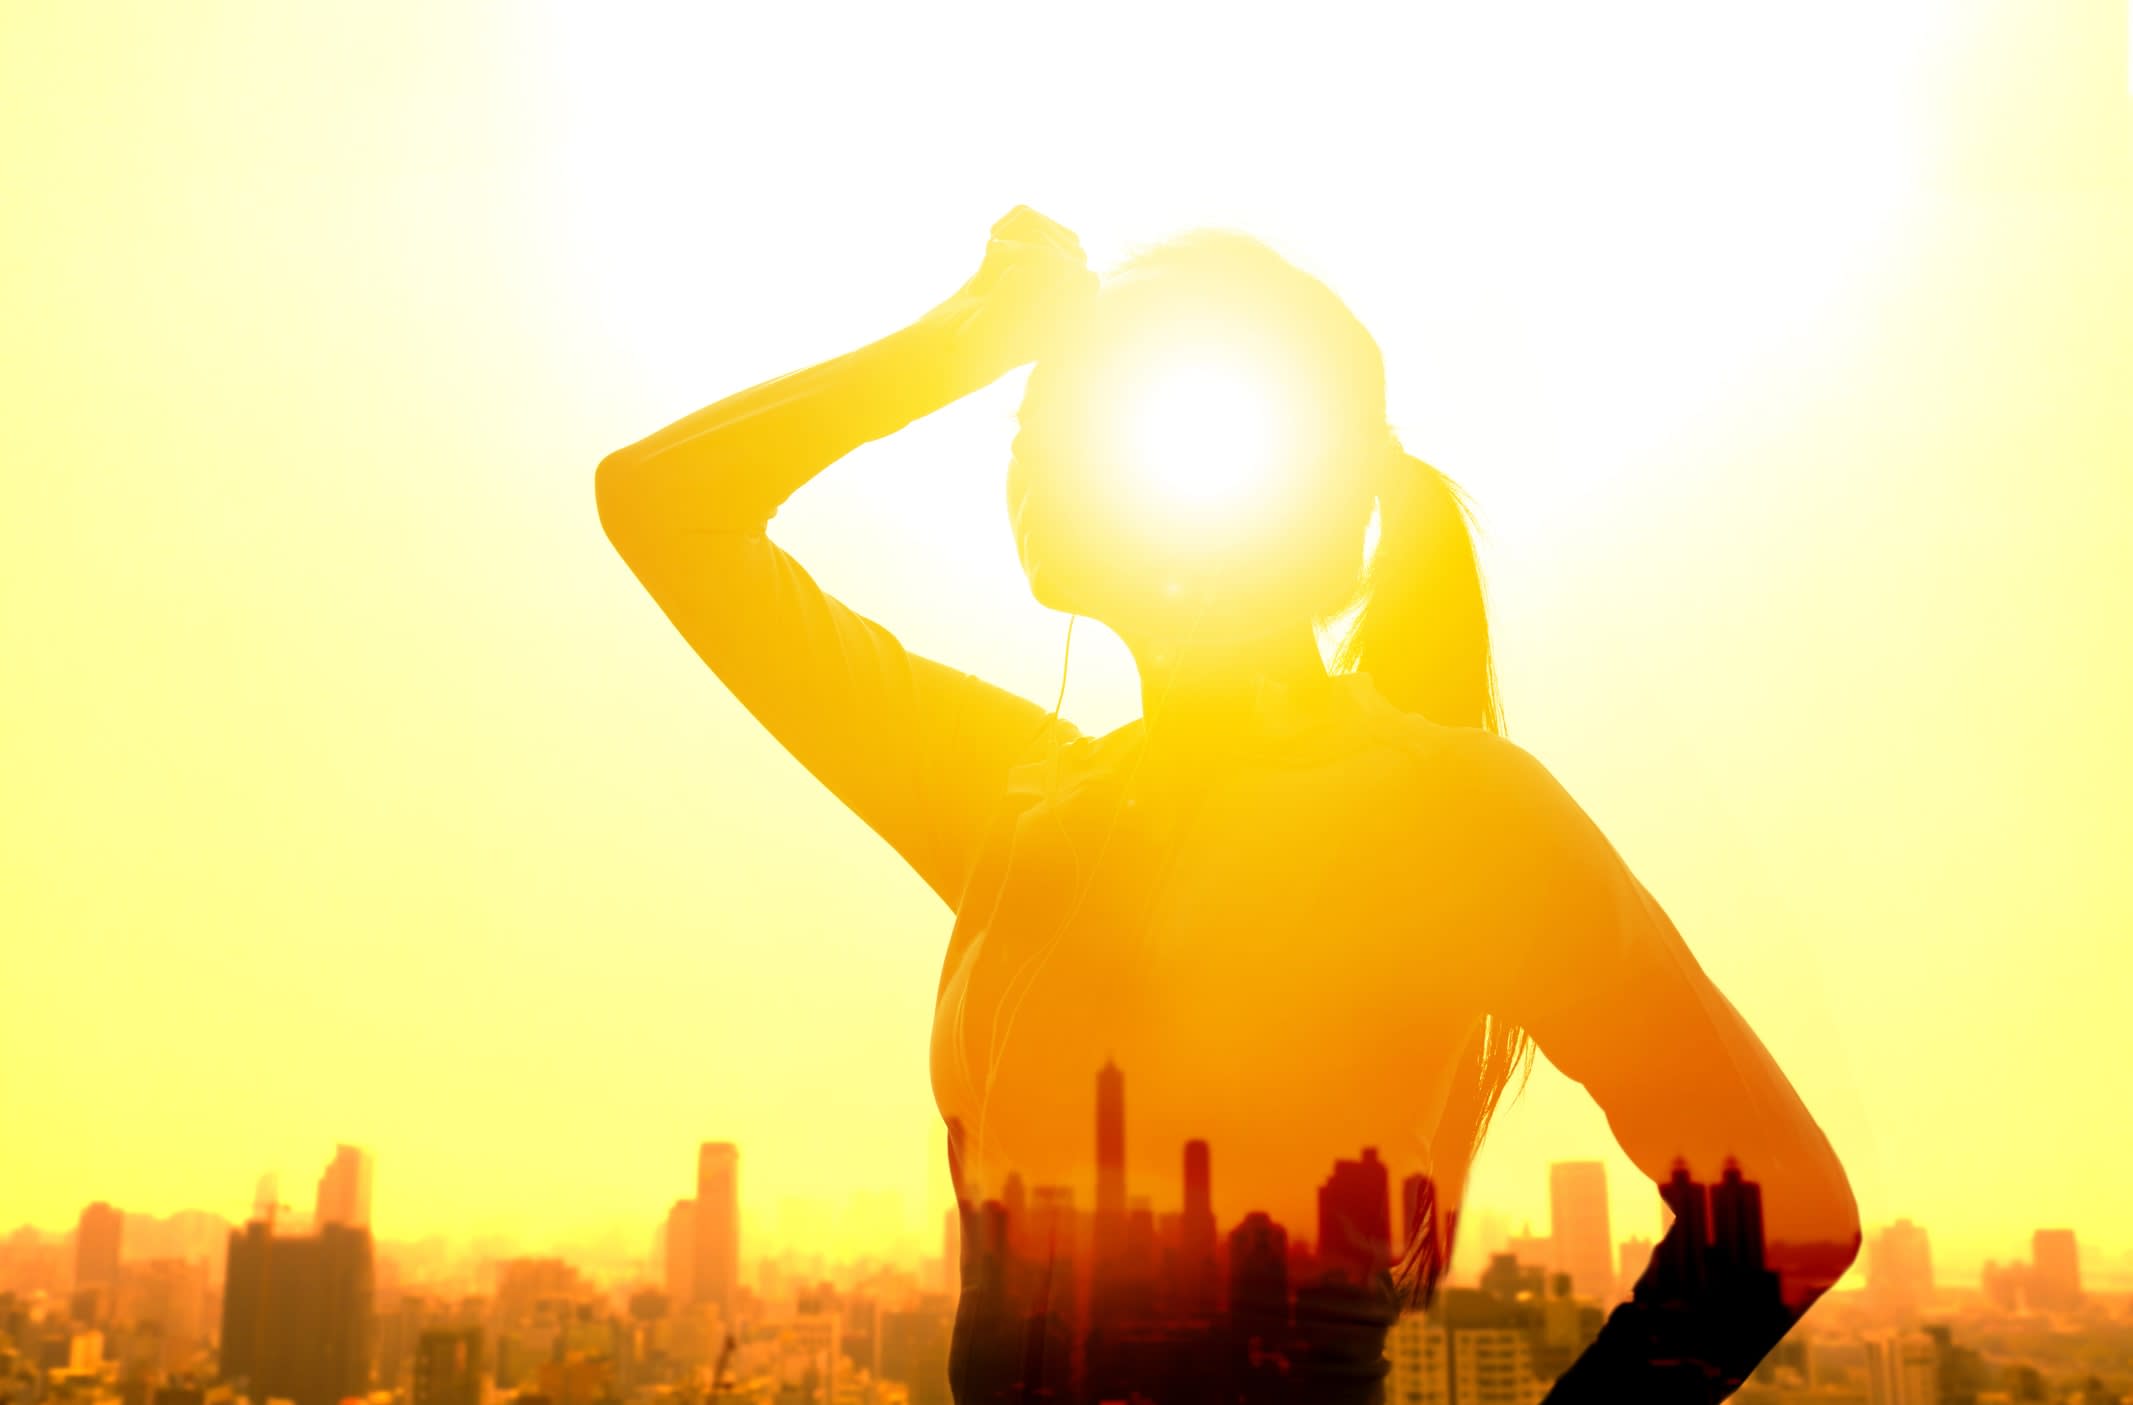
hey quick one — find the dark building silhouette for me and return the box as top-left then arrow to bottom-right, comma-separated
1546,1156 -> 1798,1401
1316,1147 -> 1392,1286
314,1144 -> 373,1230
2030,1228 -> 2082,1310
74,1202 -> 122,1290
663,1197 -> 697,1307
1091,1059 -> 1139,1327
411,1326 -> 481,1405
1226,1212 -> 1289,1341
219,1219 -> 375,1405
1710,1158 -> 1768,1277
1095,1059 -> 1126,1230
1177,1139 -> 1220,1317
940,1058 -> 1832,1405
1479,1251 -> 1548,1303
694,1142 -> 739,1321
72,1202 -> 122,1324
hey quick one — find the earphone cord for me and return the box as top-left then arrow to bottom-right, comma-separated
1047,614 -> 1075,722
972,592 -> 1220,1176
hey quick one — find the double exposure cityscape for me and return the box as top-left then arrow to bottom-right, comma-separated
3,1057 -> 2126,1405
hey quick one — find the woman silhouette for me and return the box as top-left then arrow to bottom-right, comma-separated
597,206 -> 1860,1404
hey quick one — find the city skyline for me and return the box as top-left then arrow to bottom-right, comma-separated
6,1105 -> 2118,1405
6,1135 -> 2112,1405
8,1148 -> 2118,1300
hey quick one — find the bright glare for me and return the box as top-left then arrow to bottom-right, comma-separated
1118,357 -> 1288,516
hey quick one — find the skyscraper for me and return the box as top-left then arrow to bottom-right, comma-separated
1093,1058 -> 1127,1309
74,1202 -> 123,1292
1866,1219 -> 1934,1316
1228,1213 -> 1289,1337
411,1326 -> 482,1405
1179,1139 -> 1218,1314
219,1218 -> 375,1405
2029,1228 -> 2082,1310
315,1144 -> 373,1230
695,1143 -> 739,1319
1316,1147 -> 1392,1285
1708,1160 -> 1767,1275
1548,1162 -> 1612,1300
664,1198 -> 696,1305
1095,1059 -> 1126,1234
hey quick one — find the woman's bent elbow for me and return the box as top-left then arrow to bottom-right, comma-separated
595,450 -> 649,546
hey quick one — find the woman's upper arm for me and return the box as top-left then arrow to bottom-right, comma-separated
1440,734 -> 1860,1277
603,511 -> 1077,910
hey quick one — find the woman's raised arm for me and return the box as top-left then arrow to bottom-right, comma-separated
595,207 -> 1098,910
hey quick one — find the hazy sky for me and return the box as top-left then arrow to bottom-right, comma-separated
3,1 -> 2129,1284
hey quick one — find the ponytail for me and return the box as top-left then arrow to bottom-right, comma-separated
1328,438 -> 1503,734
1331,435 -> 1532,1308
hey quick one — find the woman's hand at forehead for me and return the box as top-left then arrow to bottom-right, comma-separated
920,205 -> 1099,399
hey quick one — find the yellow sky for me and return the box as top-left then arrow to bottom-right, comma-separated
3,2 -> 2129,1284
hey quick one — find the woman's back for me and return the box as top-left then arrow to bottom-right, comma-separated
934,668 -> 1485,1404
932,669 -> 1481,1244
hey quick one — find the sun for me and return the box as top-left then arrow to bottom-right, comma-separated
1115,353 -> 1292,520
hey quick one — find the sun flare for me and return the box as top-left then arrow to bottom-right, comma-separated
1115,354 -> 1292,519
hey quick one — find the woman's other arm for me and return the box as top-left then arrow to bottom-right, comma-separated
1433,733 -> 1861,1402
595,207 -> 1098,909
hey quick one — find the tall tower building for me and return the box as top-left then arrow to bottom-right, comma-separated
1180,1140 -> 1218,1314
2029,1229 -> 2082,1310
1316,1148 -> 1392,1285
220,1219 -> 375,1405
695,1143 -> 739,1320
1094,1059 -> 1127,1271
74,1202 -> 123,1292
315,1145 -> 373,1229
664,1199 -> 697,1305
1708,1160 -> 1767,1274
1182,1139 -> 1211,1223
1548,1162 -> 1612,1300
1866,1219 -> 1934,1316
1227,1213 -> 1289,1337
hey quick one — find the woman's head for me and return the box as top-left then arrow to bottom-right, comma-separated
1009,232 -> 1381,643
1008,229 -> 1502,734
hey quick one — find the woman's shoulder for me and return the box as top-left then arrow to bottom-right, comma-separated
1346,696 -> 1629,929
1347,688 -> 1575,832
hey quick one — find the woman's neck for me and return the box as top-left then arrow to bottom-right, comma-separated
1127,621 -> 1333,759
